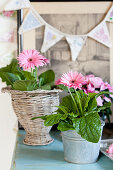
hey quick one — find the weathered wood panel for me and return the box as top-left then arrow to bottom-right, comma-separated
35,14 -> 110,82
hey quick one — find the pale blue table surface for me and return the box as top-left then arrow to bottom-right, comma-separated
12,130 -> 113,170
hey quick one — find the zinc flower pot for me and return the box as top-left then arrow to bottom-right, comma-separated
61,121 -> 105,164
2,86 -> 61,145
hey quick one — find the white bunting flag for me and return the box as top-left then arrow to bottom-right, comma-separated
66,35 -> 87,61
105,5 -> 113,22
88,22 -> 112,48
41,26 -> 64,53
19,9 -> 44,34
5,0 -> 30,11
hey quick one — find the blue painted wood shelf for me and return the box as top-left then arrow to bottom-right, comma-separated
12,130 -> 113,170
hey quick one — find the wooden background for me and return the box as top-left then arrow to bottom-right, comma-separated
35,13 -> 110,82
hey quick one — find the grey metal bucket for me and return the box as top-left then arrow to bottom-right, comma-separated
62,121 -> 105,164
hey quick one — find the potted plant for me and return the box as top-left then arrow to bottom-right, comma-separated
57,74 -> 113,123
0,49 -> 61,145
33,71 -> 113,163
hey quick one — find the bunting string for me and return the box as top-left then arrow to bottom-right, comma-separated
4,0 -> 113,61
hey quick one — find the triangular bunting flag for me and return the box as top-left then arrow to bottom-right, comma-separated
41,26 -> 64,53
105,5 -> 113,22
19,9 -> 44,34
88,22 -> 112,48
66,35 -> 87,61
5,0 -> 30,11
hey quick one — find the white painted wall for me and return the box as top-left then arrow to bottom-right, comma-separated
0,79 -> 18,170
0,1 -> 18,169
0,0 -> 8,12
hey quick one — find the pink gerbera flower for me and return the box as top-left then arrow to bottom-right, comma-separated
17,49 -> 49,70
56,71 -> 85,89
55,78 -> 61,85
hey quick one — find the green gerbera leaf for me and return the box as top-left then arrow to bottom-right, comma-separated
39,84 -> 51,90
98,102 -> 111,112
0,59 -> 20,85
38,70 -> 55,87
1,72 -> 20,86
44,114 -> 62,126
73,112 -> 101,143
21,70 -> 35,80
57,121 -> 74,131
32,115 -> 48,120
13,80 -> 37,91
57,84 -> 74,92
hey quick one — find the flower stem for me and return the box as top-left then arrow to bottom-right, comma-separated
74,89 -> 83,116
68,87 -> 80,115
31,68 -> 33,75
35,66 -> 38,81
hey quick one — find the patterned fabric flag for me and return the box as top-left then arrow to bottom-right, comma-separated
105,5 -> 113,22
41,25 -> 64,53
88,22 -> 112,48
0,31 -> 14,42
19,9 -> 44,34
5,0 -> 30,11
66,35 -> 87,61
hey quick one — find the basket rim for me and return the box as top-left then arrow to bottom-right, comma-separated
1,86 -> 62,94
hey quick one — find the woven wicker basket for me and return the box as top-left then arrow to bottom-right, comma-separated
2,87 -> 61,146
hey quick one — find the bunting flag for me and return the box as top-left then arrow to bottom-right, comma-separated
19,9 -> 44,34
16,2 -> 113,61
66,35 -> 87,61
41,26 -> 64,53
88,22 -> 112,48
0,31 -> 14,43
4,0 -> 30,11
105,5 -> 113,22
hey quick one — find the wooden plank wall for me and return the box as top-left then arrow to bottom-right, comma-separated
35,13 -> 110,82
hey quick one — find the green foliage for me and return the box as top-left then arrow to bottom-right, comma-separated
58,84 -> 74,92
57,85 -> 113,123
0,59 -> 55,91
33,90 -> 113,143
38,70 -> 55,88
39,84 -> 52,90
0,59 -> 20,86
21,71 -> 35,80
1,72 -> 20,86
73,112 -> 101,143
58,121 -> 75,131
13,80 -> 38,91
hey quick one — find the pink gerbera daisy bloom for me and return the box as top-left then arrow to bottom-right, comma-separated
17,49 -> 49,70
56,71 -> 85,89
55,78 -> 61,85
